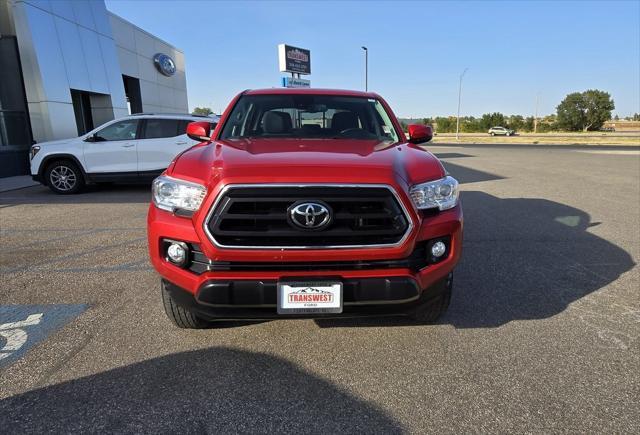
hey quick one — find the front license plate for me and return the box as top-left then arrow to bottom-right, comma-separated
277,281 -> 343,314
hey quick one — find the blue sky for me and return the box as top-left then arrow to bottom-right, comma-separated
106,0 -> 640,118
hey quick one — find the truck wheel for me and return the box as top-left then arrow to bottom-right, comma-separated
45,160 -> 85,194
410,273 -> 453,324
161,281 -> 210,329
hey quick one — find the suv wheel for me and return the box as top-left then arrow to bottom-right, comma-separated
45,160 -> 85,194
409,273 -> 453,324
490,132 -> 495,136
161,280 -> 211,329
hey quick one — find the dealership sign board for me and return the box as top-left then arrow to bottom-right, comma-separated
281,77 -> 311,88
278,44 -> 311,75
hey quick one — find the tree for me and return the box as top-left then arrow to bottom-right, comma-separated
434,117 -> 457,133
480,112 -> 506,131
538,114 -> 558,132
556,90 -> 615,131
192,107 -> 213,116
461,117 -> 483,133
537,122 -> 556,133
523,116 -> 535,132
507,115 -> 525,131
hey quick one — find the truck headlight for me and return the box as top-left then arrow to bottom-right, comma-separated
152,175 -> 207,214
409,176 -> 459,210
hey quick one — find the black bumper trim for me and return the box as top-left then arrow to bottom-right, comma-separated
186,240 -> 451,274
162,276 -> 448,320
195,277 -> 421,307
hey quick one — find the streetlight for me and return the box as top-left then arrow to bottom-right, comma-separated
361,46 -> 368,91
456,68 -> 469,141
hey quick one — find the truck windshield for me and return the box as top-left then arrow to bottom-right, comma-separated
219,94 -> 400,142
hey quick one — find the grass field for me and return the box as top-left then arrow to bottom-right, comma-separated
431,132 -> 640,146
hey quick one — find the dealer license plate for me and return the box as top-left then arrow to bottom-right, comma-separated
277,281 -> 343,314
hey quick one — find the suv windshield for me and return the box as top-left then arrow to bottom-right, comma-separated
220,94 -> 400,142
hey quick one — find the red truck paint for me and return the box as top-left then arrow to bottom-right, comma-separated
148,88 -> 463,327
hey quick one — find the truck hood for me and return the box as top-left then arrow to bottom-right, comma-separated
170,138 -> 446,188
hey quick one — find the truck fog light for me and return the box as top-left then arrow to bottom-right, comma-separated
431,241 -> 446,258
167,242 -> 187,266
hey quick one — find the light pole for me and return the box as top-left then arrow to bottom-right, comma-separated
456,68 -> 468,141
361,46 -> 368,91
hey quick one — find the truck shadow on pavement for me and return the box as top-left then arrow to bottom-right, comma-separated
319,191 -> 634,329
444,191 -> 634,328
0,347 -> 403,433
318,160 -> 635,329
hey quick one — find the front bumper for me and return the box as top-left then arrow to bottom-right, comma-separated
148,199 -> 463,319
163,274 -> 451,320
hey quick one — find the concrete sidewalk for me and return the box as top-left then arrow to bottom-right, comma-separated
0,175 -> 39,193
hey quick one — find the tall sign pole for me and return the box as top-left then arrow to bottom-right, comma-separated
361,46 -> 368,91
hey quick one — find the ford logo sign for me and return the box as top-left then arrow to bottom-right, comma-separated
288,201 -> 332,230
153,53 -> 176,77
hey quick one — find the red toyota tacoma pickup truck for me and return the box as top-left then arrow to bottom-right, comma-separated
148,88 -> 462,328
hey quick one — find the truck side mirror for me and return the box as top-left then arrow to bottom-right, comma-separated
186,121 -> 212,142
408,124 -> 433,144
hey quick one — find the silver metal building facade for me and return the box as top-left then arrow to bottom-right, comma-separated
0,0 -> 188,177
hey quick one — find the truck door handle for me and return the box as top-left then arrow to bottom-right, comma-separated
176,141 -> 188,145
121,144 -> 135,148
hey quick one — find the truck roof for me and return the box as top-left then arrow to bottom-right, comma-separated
244,88 -> 379,98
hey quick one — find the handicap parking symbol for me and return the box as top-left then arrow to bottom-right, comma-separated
0,304 -> 86,368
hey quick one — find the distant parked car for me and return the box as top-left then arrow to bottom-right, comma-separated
599,126 -> 616,132
30,113 -> 219,194
488,126 -> 515,136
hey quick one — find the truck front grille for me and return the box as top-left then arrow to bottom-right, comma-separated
204,185 -> 412,249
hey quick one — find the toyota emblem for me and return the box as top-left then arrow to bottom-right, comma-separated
288,201 -> 332,230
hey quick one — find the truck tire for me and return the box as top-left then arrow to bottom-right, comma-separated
410,273 -> 453,324
161,281 -> 210,329
44,159 -> 85,194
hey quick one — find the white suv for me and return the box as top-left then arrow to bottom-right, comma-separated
30,113 -> 218,194
487,126 -> 515,136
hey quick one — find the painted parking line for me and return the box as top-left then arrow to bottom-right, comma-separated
0,304 -> 87,368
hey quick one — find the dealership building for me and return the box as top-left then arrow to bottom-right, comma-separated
0,0 -> 188,177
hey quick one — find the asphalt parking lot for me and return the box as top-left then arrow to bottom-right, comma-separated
1,144 -> 638,433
